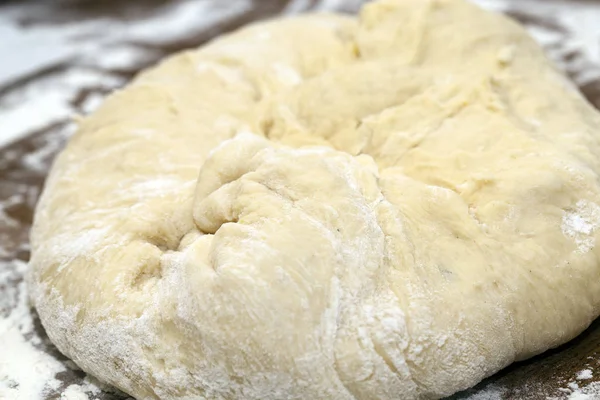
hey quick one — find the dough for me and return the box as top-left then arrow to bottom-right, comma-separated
28,0 -> 600,398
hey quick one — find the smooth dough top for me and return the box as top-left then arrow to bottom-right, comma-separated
29,0 -> 600,399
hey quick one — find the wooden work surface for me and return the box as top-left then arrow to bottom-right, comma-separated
1,0 -> 599,398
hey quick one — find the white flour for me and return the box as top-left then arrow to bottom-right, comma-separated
0,261 -> 66,400
60,381 -> 101,400
577,369 -> 594,381
0,260 -> 109,399
461,385 -> 507,400
568,382 -> 600,400
549,367 -> 600,399
567,373 -> 600,400
561,200 -> 600,254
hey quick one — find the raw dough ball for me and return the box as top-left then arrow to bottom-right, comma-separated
29,0 -> 600,399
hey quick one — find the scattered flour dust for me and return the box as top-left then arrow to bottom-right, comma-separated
462,385 -> 507,400
577,369 -> 594,380
0,260 -> 103,400
60,381 -> 102,400
0,260 -> 64,400
561,200 -> 600,254
559,368 -> 600,400
567,382 -> 600,400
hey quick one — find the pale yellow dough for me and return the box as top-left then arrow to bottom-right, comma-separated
29,0 -> 600,399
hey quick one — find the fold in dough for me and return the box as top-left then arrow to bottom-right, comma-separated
29,0 -> 600,399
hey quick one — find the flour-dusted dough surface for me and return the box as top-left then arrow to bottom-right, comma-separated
28,0 -> 600,399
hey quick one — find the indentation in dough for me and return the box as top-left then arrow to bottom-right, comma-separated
74,305 -> 86,325
147,235 -> 173,252
131,257 -> 162,289
260,117 -> 274,137
136,215 -> 191,254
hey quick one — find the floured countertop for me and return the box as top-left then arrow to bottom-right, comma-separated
1,0 -> 600,399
